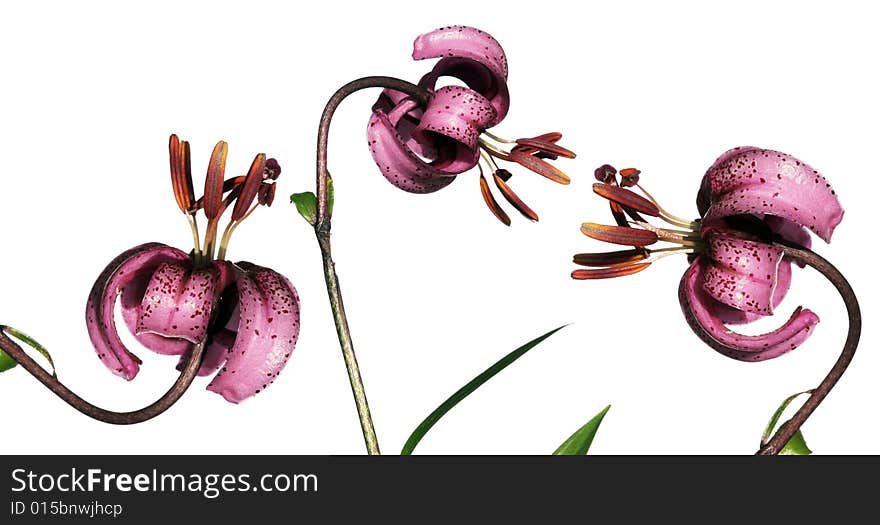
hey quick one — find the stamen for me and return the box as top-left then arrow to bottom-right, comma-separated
571,263 -> 651,280
507,150 -> 571,185
479,170 -> 511,226
592,183 -> 660,217
513,138 -> 576,159
231,153 -> 267,221
581,223 -> 658,247
573,249 -> 649,267
169,135 -> 195,214
635,183 -> 699,229
203,141 -> 228,220
632,221 -> 701,246
481,129 -> 514,144
492,171 -> 538,221
595,164 -> 617,184
619,168 -> 640,188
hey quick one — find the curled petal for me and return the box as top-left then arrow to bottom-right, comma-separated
177,328 -> 237,377
701,231 -> 785,315
679,257 -> 819,361
700,147 -> 844,242
85,243 -> 189,379
207,263 -> 300,403
413,25 -> 509,125
367,109 -> 457,194
136,261 -> 234,344
120,273 -> 190,356
410,85 -> 496,172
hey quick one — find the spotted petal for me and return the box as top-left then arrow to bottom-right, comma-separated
413,25 -> 509,126
207,262 -> 300,403
701,230 -> 786,315
367,105 -> 457,194
85,243 -> 189,380
679,257 -> 819,361
700,147 -> 844,243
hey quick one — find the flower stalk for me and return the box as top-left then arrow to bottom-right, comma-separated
755,241 -> 860,455
314,76 -> 431,455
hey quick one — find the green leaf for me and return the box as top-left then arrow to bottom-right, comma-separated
779,430 -> 812,455
0,347 -> 17,373
401,325 -> 568,455
553,405 -> 610,455
290,191 -> 317,225
1,326 -> 56,377
762,390 -> 813,455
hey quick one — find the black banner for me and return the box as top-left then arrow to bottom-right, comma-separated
1,456 -> 873,521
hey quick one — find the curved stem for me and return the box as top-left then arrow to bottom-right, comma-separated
756,242 -> 861,455
0,328 -> 204,425
315,77 -> 431,455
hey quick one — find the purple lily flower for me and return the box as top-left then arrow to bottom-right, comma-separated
367,25 -> 575,225
572,147 -> 844,361
86,135 -> 300,403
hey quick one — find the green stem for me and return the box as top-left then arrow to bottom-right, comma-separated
314,76 -> 431,455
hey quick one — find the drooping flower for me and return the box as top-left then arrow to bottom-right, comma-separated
572,147 -> 844,361
86,135 -> 300,402
367,25 -> 575,225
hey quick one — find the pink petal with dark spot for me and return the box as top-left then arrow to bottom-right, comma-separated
85,243 -> 189,380
136,261 -> 233,344
701,231 -> 785,315
366,109 -> 457,194
176,328 -> 236,377
207,263 -> 300,403
701,147 -> 844,242
712,259 -> 792,325
120,278 -> 189,356
410,85 -> 495,172
679,257 -> 819,362
413,25 -> 509,125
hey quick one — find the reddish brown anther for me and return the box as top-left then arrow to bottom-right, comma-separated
203,141 -> 228,220
493,171 -> 538,221
581,223 -> 658,247
593,183 -> 660,217
514,138 -> 576,159
231,153 -> 267,221
571,263 -> 651,280
508,150 -> 571,185
169,135 -> 195,214
619,168 -> 641,187
573,249 -> 649,267
594,164 -> 617,184
480,174 -> 511,226
258,182 -> 276,206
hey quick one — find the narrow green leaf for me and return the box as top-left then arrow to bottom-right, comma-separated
779,430 -> 812,456
762,390 -> 813,454
401,325 -> 568,455
0,347 -> 17,373
1,326 -> 56,377
553,405 -> 610,455
290,191 -> 317,225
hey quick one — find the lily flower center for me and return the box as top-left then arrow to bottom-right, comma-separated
573,164 -> 704,279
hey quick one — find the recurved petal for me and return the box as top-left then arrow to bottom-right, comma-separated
410,85 -> 495,172
207,263 -> 300,403
679,257 -> 819,362
176,328 -> 236,377
701,147 -> 844,243
136,260 -> 234,344
413,25 -> 510,125
120,274 -> 189,356
85,243 -> 189,380
712,259 -> 792,325
701,231 -> 785,315
367,109 -> 457,194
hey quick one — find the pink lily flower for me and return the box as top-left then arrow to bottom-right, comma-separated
367,25 -> 575,225
86,135 -> 300,402
573,147 -> 844,361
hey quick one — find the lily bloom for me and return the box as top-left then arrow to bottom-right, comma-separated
86,135 -> 300,402
573,147 -> 844,361
367,25 -> 575,225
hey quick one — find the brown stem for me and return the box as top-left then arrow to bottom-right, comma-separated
0,328 -> 204,425
314,77 -> 430,455
756,242 -> 861,455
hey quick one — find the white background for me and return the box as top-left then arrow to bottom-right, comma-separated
0,1 -> 876,454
